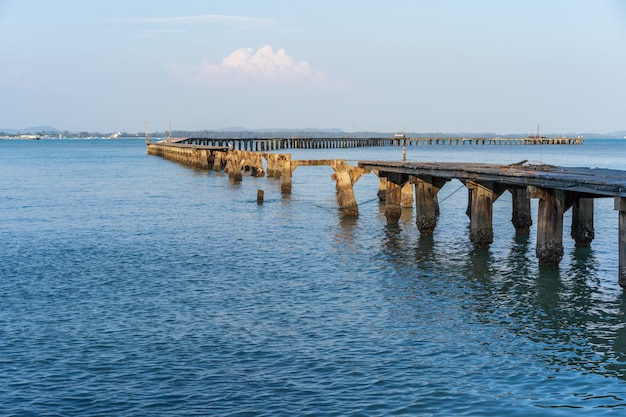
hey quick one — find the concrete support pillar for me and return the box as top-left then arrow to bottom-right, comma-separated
413,176 -> 447,235
511,188 -> 532,234
571,198 -> 594,247
207,151 -> 216,170
213,151 -> 223,172
530,186 -> 565,267
197,149 -> 209,169
466,181 -> 505,248
330,160 -> 366,217
279,154 -> 292,194
384,173 -> 406,225
401,181 -> 414,208
247,152 -> 265,177
227,151 -> 243,182
614,197 -> 626,289
264,154 -> 280,178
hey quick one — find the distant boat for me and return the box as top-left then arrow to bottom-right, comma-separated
17,134 -> 40,140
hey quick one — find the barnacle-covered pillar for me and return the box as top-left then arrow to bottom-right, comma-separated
530,186 -> 566,267
511,187 -> 532,234
466,181 -> 505,248
384,173 -> 407,225
571,197 -> 594,247
413,176 -> 447,235
615,197 -> 626,289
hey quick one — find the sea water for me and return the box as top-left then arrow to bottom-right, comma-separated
1,138 -> 626,416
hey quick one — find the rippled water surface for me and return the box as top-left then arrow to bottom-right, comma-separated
1,139 -> 626,416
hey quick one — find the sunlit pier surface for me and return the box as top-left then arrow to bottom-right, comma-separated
146,138 -> 626,289
161,135 -> 583,151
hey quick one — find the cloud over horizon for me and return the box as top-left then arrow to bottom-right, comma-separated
174,45 -> 330,88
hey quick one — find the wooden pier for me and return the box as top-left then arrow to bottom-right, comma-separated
358,160 -> 626,288
165,135 -> 583,151
146,139 -> 626,289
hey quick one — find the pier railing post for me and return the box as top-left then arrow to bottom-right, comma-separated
413,176 -> 447,235
615,197 -> 626,289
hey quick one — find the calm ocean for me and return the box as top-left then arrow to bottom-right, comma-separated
1,138 -> 626,416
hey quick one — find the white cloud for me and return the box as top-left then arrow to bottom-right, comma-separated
174,45 -> 330,88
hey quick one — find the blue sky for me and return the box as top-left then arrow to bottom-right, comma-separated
1,0 -> 625,134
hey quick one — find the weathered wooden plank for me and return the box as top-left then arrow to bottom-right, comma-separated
358,161 -> 626,198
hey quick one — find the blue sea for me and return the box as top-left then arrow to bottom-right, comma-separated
1,138 -> 626,416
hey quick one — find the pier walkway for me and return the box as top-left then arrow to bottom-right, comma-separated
165,135 -> 583,151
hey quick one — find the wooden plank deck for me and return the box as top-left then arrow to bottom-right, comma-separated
358,161 -> 626,198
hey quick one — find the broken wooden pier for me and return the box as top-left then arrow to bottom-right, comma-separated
358,160 -> 626,288
146,138 -> 626,289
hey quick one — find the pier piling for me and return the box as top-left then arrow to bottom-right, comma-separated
377,175 -> 387,202
615,197 -> 626,288
330,160 -> 362,216
279,154 -> 293,194
571,198 -> 594,247
401,182 -> 414,208
511,188 -> 532,234
531,187 -> 566,267
413,176 -> 447,235
466,181 -> 506,248
384,173 -> 406,225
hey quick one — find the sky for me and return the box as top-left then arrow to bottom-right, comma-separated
1,0 -> 625,134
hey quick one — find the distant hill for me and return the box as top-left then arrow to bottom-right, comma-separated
1,125 -> 624,139
0,126 -> 60,134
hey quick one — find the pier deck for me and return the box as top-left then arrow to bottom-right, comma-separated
357,161 -> 626,198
